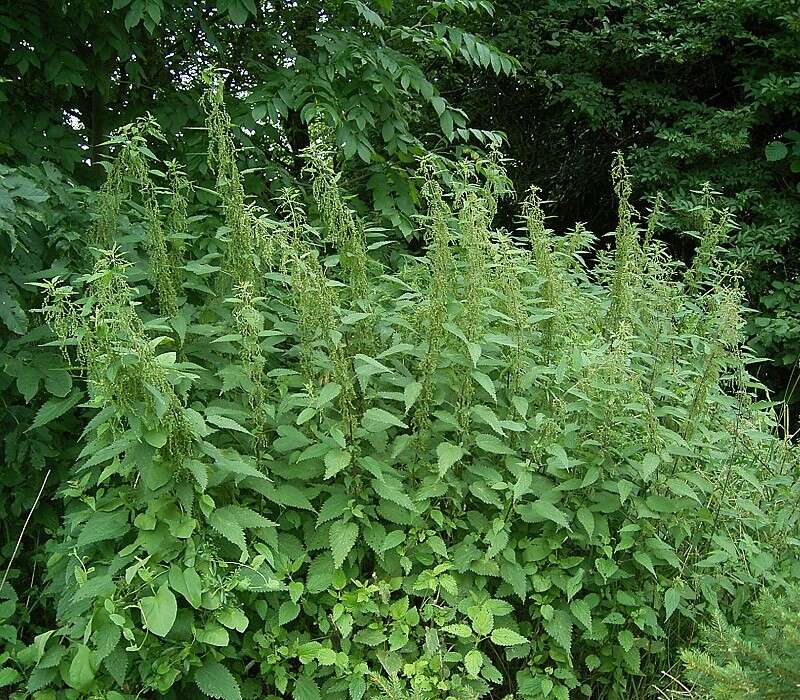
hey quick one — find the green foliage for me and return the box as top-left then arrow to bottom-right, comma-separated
676,585 -> 800,699
0,87 -> 796,700
0,0 -> 516,239
447,0 -> 800,400
0,162 -> 96,693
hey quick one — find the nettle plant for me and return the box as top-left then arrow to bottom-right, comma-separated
13,83 -> 799,700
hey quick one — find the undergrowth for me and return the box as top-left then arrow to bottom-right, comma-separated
2,79 -> 798,699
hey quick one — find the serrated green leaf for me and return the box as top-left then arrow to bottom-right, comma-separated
0,666 -> 21,688
543,610 -> 572,655
206,413 -> 252,434
324,448 -> 352,479
307,554 -> 335,594
362,407 -> 407,431
570,599 -> 592,631
442,623 -> 473,637
490,627 -> 528,646
664,587 -> 681,621
27,389 -> 82,432
576,507 -> 594,536
329,519 -> 359,568
520,499 -> 570,529
618,629 -> 635,652
195,660 -> 242,700
278,600 -> 300,625
464,649 -> 483,677
475,433 -> 514,455
77,509 -> 130,548
436,441 -> 465,476
471,605 -> 494,635
371,478 -> 415,511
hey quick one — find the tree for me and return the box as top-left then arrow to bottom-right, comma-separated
0,0 -> 516,234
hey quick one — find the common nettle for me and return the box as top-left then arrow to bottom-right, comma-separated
411,159 -> 456,443
608,153 -> 640,331
523,186 -> 564,358
165,160 -> 190,295
454,175 -> 493,435
6,83 -> 798,700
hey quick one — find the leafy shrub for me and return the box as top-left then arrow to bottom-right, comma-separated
0,162 -> 98,692
4,85 -> 799,699
675,585 -> 800,699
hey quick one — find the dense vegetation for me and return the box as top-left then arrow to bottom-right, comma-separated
445,0 -> 800,402
0,2 -> 798,699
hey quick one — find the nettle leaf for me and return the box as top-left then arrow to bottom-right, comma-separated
501,561 -> 528,601
208,511 -> 246,554
77,509 -> 130,548
664,587 -> 681,621
140,584 -> 177,637
195,660 -> 242,700
317,492 -> 350,526
203,444 -> 268,482
543,610 -> 572,655
633,550 -> 656,577
618,629 -> 635,653
27,389 -> 83,432
519,499 -> 570,529
251,481 -> 315,510
0,277 -> 27,334
293,675 -> 322,700
279,601 -> 301,625
472,371 -> 497,401
324,448 -> 352,479
371,477 -> 415,511
354,353 -> 393,381
354,628 -> 387,646
475,433 -> 514,455
403,381 -> 422,411
362,407 -> 407,431
184,459 -> 209,491
464,649 -> 483,677
437,441 -> 465,476
570,599 -> 593,631
0,667 -> 21,688
329,519 -> 359,568
471,605 -> 494,635
307,554 -> 335,594
206,413 -> 252,434
380,529 -> 406,552
576,507 -> 594,536
443,623 -> 473,638
218,504 -> 277,529
349,674 -> 367,700
491,627 -> 528,646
